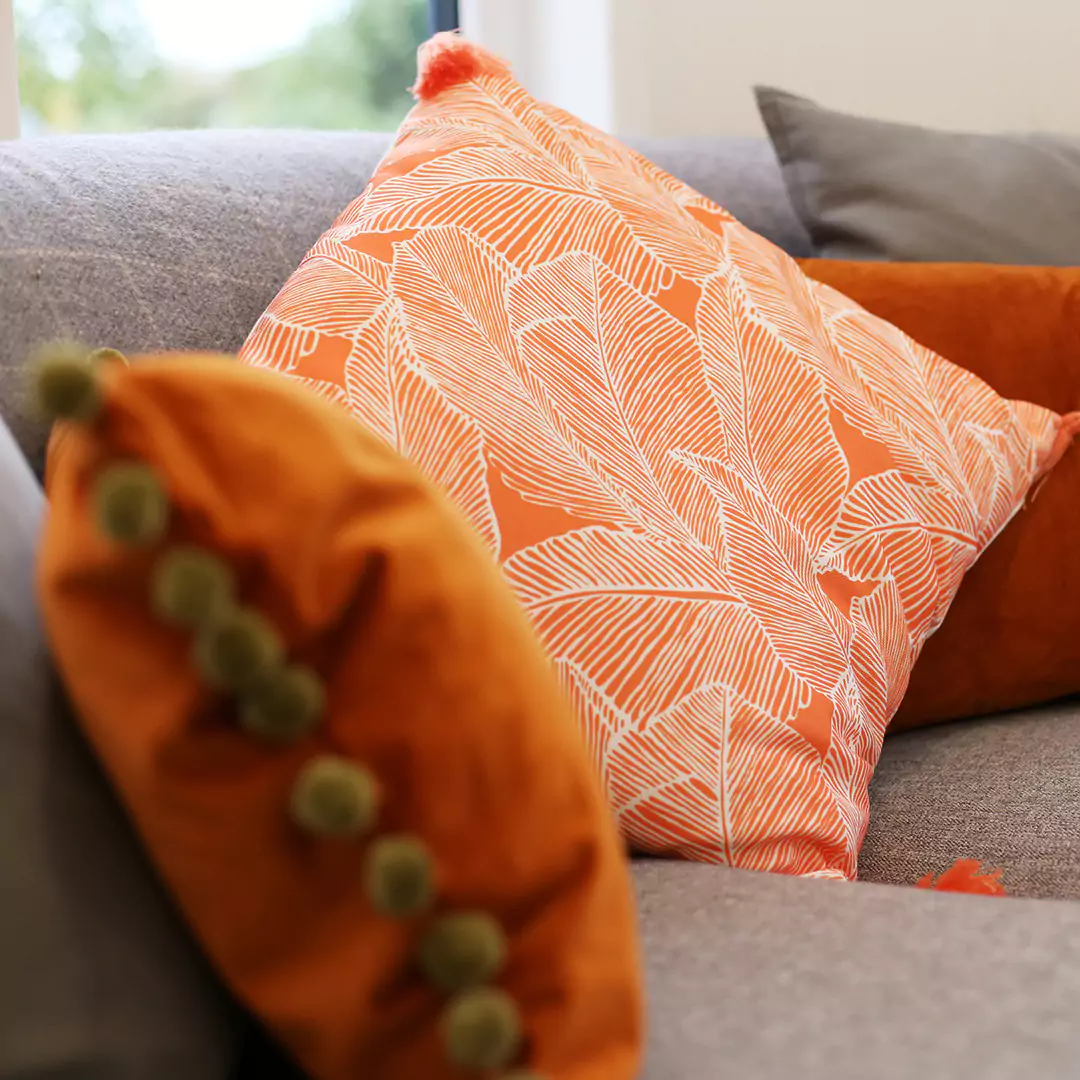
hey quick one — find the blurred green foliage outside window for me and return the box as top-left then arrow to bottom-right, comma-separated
15,0 -> 427,134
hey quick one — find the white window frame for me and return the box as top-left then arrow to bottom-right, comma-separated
459,0 -> 616,133
1,0 -> 17,138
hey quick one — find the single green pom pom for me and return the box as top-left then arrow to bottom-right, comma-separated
240,665 -> 325,744
151,546 -> 235,628
93,462 -> 169,546
87,347 -> 129,367
290,756 -> 379,837
419,912 -> 507,992
34,345 -> 101,422
364,835 -> 434,916
443,987 -> 523,1072
192,607 -> 282,691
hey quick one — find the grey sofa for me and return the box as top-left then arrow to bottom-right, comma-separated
4,130 -> 1080,1080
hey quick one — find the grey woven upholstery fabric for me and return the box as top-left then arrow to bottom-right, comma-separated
1,128 -> 804,478
0,416 -> 238,1079
0,129 -> 392,476
862,703 -> 1080,900
635,859 -> 1080,1079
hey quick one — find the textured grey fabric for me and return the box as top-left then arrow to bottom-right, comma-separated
1,128 -> 803,478
861,703 -> 1080,900
635,859 -> 1080,1079
756,85 -> 1080,265
0,416 -> 239,1078
0,129 -> 393,477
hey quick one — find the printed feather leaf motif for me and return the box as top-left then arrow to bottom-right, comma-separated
236,40 -> 1062,879
724,225 -> 834,363
340,301 -> 500,554
286,375 -> 351,411
243,241 -> 392,375
402,72 -> 599,192
508,251 -> 726,546
817,470 -> 975,640
390,226 -> 636,531
572,146 -> 726,282
697,270 -> 849,553
600,677 -> 847,871
353,143 -> 673,295
266,247 -> 389,338
506,526 -> 811,726
672,452 -> 851,698
816,299 -> 996,512
847,579 -> 913,738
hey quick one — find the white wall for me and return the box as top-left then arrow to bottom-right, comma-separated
0,0 -> 18,139
465,0 -> 1080,138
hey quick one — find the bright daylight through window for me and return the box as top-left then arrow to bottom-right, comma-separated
11,0 -> 428,134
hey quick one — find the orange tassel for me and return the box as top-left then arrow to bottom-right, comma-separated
916,859 -> 1007,896
1038,410 -> 1080,477
411,33 -> 512,101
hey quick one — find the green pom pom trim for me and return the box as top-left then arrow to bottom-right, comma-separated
419,912 -> 507,992
443,987 -> 523,1072
93,462 -> 170,546
192,607 -> 282,691
151,546 -> 235,628
34,345 -> 101,422
364,835 -> 434,917
290,756 -> 379,837
87,347 -> 129,367
240,665 -> 325,744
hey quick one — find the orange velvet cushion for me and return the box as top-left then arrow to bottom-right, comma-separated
38,352 -> 643,1080
801,260 -> 1080,729
238,34 -> 1067,879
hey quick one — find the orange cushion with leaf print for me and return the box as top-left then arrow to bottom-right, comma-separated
799,260 -> 1080,729
239,34 -> 1069,878
38,353 -> 643,1080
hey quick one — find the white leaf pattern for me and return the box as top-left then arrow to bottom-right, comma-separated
238,37 -> 1062,879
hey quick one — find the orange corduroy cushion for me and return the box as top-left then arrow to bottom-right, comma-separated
238,34 -> 1069,877
801,259 -> 1080,729
38,354 -> 643,1080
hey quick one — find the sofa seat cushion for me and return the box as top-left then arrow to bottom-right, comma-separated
635,859 -> 1080,1079
861,703 -> 1080,899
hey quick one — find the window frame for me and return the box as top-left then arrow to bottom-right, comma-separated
1,0 -> 17,138
428,0 -> 459,33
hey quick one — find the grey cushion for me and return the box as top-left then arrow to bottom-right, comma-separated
756,86 -> 1080,266
0,416 -> 238,1078
636,859 -> 1080,1079
861,703 -> 1080,900
1,129 -> 805,479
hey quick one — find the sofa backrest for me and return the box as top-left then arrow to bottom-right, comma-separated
0,128 -> 808,477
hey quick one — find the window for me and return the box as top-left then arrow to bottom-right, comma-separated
8,0 -> 458,136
